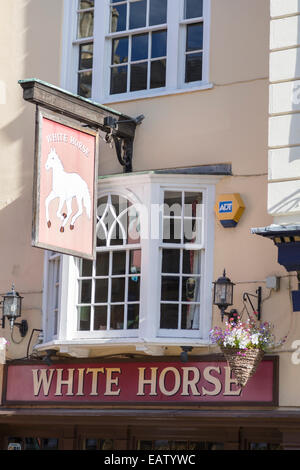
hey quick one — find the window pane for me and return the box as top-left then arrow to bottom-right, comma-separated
78,306 -> 91,330
95,278 -> 109,302
149,0 -> 167,25
185,0 -> 203,19
163,217 -> 181,243
94,306 -> 107,330
184,192 -> 202,216
111,278 -> 125,302
79,0 -> 94,8
96,252 -> 110,276
185,52 -> 202,82
150,59 -> 166,89
79,279 -> 92,303
112,251 -> 126,275
160,304 -> 178,329
81,258 -> 93,277
182,250 -> 201,274
77,11 -> 94,38
78,71 -> 92,98
186,23 -> 203,51
110,65 -> 127,94
127,304 -> 139,329
151,30 -> 167,58
129,0 -> 147,29
111,4 -> 127,32
161,276 -> 180,301
182,303 -> 200,329
130,249 -> 141,274
182,276 -> 200,302
79,43 -> 93,70
111,305 -> 124,329
130,62 -> 148,91
112,37 -> 129,64
132,34 -> 148,61
164,191 -> 182,216
128,277 -> 140,301
162,249 -> 180,273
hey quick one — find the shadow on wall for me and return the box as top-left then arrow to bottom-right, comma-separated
0,0 -> 64,291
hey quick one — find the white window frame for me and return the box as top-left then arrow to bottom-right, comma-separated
61,0 -> 212,104
41,173 -> 218,353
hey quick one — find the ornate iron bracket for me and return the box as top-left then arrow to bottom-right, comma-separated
243,286 -> 262,321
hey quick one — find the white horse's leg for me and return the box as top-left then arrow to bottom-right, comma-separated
70,195 -> 83,230
60,198 -> 73,232
56,197 -> 66,222
45,190 -> 57,228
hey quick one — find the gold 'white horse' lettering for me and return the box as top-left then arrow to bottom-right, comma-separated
45,148 -> 91,232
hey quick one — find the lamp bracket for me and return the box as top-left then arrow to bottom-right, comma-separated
242,286 -> 262,321
13,320 -> 28,338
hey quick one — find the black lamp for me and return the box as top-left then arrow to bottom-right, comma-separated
2,285 -> 28,337
213,270 -> 235,321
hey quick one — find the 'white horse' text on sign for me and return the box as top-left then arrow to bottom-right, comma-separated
45,148 -> 91,232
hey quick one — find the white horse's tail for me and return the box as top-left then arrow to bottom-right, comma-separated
82,184 -> 91,219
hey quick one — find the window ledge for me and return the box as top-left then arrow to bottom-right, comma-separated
101,82 -> 214,105
35,337 -> 212,358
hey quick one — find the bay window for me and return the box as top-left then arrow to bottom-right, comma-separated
62,0 -> 211,102
42,173 -> 217,353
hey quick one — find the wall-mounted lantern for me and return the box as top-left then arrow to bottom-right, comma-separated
1,285 -> 28,337
213,270 -> 235,321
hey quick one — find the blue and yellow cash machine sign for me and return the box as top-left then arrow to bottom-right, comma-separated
214,193 -> 245,227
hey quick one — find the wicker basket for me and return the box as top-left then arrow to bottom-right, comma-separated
220,346 -> 264,388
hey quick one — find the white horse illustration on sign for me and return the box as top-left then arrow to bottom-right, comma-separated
45,148 -> 91,232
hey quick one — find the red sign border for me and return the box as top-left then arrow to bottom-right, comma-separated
2,355 -> 279,407
32,107 -> 99,260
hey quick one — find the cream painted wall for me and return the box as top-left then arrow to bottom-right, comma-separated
1,0 -> 299,408
0,0 -> 63,358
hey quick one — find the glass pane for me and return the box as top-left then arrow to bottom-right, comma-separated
182,276 -> 200,302
132,34 -> 148,61
128,276 -> 140,301
94,306 -> 107,330
127,303 -> 139,329
112,37 -> 129,64
184,192 -> 202,216
163,217 -> 181,243
81,258 -> 93,277
185,0 -> 203,19
186,23 -> 203,51
150,59 -> 166,89
130,249 -> 141,274
164,191 -> 182,216
185,52 -> 202,82
111,4 -> 127,32
149,0 -> 167,25
95,278 -> 109,302
78,71 -> 92,98
78,306 -> 91,330
112,251 -> 126,275
111,277 -> 125,302
110,65 -> 127,94
182,250 -> 201,274
184,219 -> 200,243
129,0 -> 147,29
79,0 -> 94,8
42,439 -> 59,450
160,304 -> 178,329
130,62 -> 148,91
161,276 -> 179,301
79,279 -> 92,303
96,252 -> 109,276
162,249 -> 180,273
77,11 -> 94,38
85,438 -> 98,450
151,30 -> 167,58
182,304 -> 200,329
79,43 -> 93,70
110,305 -> 124,329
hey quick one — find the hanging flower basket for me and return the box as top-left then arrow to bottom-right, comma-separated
220,346 -> 264,388
210,317 -> 284,388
